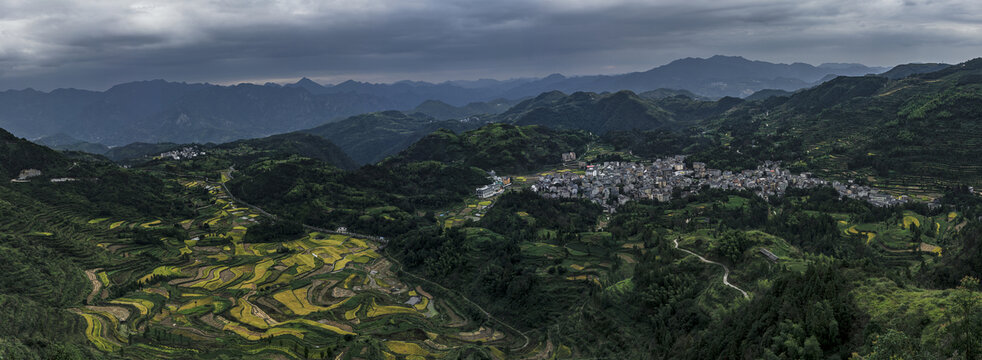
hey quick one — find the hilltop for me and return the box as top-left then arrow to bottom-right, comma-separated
384,123 -> 594,173
302,111 -> 485,165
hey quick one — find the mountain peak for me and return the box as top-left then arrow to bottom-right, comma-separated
285,77 -> 327,93
708,55 -> 748,61
542,73 -> 567,81
294,77 -> 322,87
334,79 -> 368,88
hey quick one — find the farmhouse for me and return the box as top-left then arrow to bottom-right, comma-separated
759,248 -> 779,262
475,170 -> 512,198
476,184 -> 499,198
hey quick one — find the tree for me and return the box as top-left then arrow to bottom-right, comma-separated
803,336 -> 822,360
864,329 -> 919,360
943,276 -> 982,359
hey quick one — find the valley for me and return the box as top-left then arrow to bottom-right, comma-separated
1,59 -> 982,360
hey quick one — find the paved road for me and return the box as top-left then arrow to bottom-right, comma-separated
673,238 -> 749,299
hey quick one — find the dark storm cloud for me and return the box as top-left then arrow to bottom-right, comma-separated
1,0 -> 980,90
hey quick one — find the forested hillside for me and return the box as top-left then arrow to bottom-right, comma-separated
303,111 -> 485,165
0,131 -> 199,358
384,124 -> 593,173
699,58 -> 982,193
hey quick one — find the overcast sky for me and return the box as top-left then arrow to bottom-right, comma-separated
1,0 -> 980,91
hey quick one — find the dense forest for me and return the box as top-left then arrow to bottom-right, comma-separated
385,124 -> 594,173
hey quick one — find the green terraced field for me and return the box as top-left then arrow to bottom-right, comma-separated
62,178 -> 547,359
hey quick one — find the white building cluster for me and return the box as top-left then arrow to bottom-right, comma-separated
475,170 -> 513,198
157,147 -> 205,161
533,156 -> 909,212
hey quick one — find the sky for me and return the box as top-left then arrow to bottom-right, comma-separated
1,0 -> 980,91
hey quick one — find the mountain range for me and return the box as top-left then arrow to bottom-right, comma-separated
0,56 -> 900,147
2,57 -> 982,360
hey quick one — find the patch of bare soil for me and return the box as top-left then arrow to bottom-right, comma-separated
199,313 -> 225,329
439,300 -> 467,328
332,287 -> 355,298
183,267 -> 223,287
318,319 -> 354,332
86,305 -> 131,322
299,263 -> 334,280
919,243 -> 941,252
193,246 -> 221,253
84,269 -> 102,304
454,326 -> 504,342
218,269 -> 237,283
617,253 -> 637,263
251,301 -> 279,327
311,280 -> 340,305
143,287 -> 169,298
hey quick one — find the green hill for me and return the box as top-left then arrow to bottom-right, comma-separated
384,123 -> 594,173
0,128 -> 71,179
410,98 -> 519,120
0,128 -> 198,357
704,58 -> 982,192
103,142 -> 184,162
303,111 -> 484,165
880,63 -> 951,80
215,133 -> 358,170
744,88 -> 793,101
501,90 -> 677,134
638,88 -> 706,100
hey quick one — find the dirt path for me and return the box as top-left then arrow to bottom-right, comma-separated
84,269 -> 103,304
86,305 -> 131,322
673,239 -> 749,299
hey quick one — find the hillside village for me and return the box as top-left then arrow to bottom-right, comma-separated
532,156 -> 910,212
156,146 -> 205,161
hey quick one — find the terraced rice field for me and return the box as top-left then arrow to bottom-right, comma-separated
68,177 -> 545,359
903,215 -> 921,229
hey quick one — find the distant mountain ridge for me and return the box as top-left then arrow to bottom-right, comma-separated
286,55 -> 886,102
302,111 -> 485,165
497,55 -> 887,98
0,55 -> 891,147
0,80 -> 399,146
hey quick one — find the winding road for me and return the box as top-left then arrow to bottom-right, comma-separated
673,238 -> 749,299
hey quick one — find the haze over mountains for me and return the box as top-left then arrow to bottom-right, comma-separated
0,55 -> 905,147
